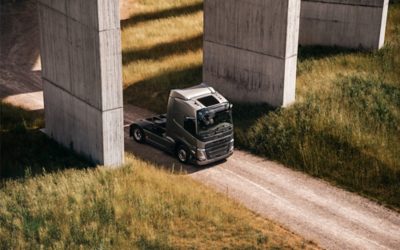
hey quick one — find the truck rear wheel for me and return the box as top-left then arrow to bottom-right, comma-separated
177,145 -> 190,164
132,126 -> 145,143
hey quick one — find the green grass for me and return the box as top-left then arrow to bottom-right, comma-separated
121,1 -> 400,208
0,103 -> 317,249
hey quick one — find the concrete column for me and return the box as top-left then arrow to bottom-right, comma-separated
300,0 -> 389,50
37,0 -> 124,166
203,0 -> 301,107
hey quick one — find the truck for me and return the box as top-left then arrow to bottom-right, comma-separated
129,84 -> 234,165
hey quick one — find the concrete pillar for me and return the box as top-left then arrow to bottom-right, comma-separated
37,0 -> 124,166
203,0 -> 301,107
300,0 -> 389,50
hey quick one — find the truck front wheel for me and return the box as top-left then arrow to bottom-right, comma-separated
177,145 -> 190,164
132,126 -> 145,143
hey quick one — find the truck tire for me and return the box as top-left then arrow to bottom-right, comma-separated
132,126 -> 145,143
177,145 -> 190,164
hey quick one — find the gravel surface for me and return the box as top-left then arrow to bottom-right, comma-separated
1,2 -> 400,249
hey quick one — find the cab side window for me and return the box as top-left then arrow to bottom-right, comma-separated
184,118 -> 196,136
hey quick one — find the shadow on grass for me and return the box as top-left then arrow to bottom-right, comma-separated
0,103 -> 94,180
310,132 -> 400,208
121,2 -> 203,28
231,103 -> 277,149
123,34 -> 203,65
124,65 -> 202,113
298,45 -> 360,62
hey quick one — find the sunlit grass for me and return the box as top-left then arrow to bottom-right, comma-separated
121,1 -> 203,86
0,153 -> 317,249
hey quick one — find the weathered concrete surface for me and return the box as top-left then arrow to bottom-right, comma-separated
203,0 -> 300,107
300,0 -> 389,50
37,0 -> 124,166
0,0 -> 42,99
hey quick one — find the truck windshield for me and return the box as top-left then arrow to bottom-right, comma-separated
197,109 -> 232,140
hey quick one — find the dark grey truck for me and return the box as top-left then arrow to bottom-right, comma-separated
129,84 -> 234,165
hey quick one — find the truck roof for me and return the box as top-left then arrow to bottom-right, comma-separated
170,85 -> 216,101
170,84 -> 229,110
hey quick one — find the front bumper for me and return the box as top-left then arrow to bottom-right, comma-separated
195,150 -> 233,166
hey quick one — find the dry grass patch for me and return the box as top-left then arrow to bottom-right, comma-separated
0,155 -> 318,249
122,0 -> 203,113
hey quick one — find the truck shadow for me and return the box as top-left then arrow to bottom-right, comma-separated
124,132 -> 222,175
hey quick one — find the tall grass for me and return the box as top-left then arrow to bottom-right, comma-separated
122,1 -> 400,208
0,155 -> 317,249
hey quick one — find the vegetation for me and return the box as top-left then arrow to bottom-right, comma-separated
121,1 -> 400,208
237,5 -> 400,208
122,0 -> 203,113
0,103 -> 316,249
0,155 -> 318,249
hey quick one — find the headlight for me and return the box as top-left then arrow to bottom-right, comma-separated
196,148 -> 207,161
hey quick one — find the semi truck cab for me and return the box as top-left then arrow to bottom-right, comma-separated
130,84 -> 234,165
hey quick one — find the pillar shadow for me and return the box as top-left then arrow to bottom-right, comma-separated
124,65 -> 203,113
0,103 -> 94,180
309,131 -> 400,208
121,2 -> 203,28
231,103 -> 277,150
297,45 -> 361,62
123,34 -> 203,65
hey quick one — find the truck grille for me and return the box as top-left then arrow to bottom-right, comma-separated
205,137 -> 232,159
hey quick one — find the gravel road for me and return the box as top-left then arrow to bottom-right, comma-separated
1,2 -> 400,249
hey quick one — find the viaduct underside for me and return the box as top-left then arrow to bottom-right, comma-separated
37,0 -> 388,166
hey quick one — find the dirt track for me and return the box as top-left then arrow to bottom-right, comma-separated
1,1 -> 400,249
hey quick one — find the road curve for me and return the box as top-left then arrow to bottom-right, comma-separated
2,2 -> 400,249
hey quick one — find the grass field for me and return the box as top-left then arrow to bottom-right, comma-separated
121,1 -> 400,208
0,102 -> 317,249
0,157 -> 317,249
